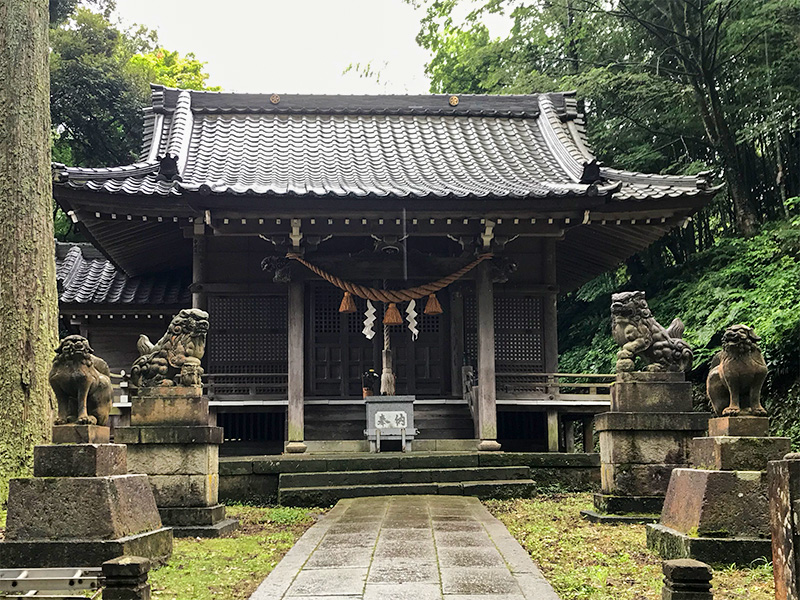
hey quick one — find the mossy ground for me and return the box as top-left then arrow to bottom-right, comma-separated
485,493 -> 774,600
0,498 -> 777,599
149,505 -> 324,600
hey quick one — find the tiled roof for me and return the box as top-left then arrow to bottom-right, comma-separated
55,86 -> 714,202
56,242 -> 191,305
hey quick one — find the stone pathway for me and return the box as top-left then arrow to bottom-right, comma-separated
249,495 -> 560,600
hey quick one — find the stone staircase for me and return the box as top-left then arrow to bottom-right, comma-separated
276,453 -> 536,506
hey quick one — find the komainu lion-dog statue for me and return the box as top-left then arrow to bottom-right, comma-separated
611,291 -> 693,373
707,324 -> 768,416
49,335 -> 113,426
130,308 -> 209,387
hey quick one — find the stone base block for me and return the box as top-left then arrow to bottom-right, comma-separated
602,463 -> 681,496
171,518 -> 239,538
34,443 -> 127,478
477,440 -> 502,452
600,430 -> 694,465
52,424 -> 110,444
159,504 -> 226,527
148,474 -> 218,507
580,509 -> 659,524
115,426 -> 223,445
132,387 -> 209,426
593,493 -> 664,515
661,468 -> 769,538
284,441 -> 308,454
0,527 -> 173,568
708,416 -> 769,437
126,444 -> 218,476
691,436 -> 790,471
6,474 -> 163,541
646,523 -> 771,566
595,412 -> 710,433
611,372 -> 692,413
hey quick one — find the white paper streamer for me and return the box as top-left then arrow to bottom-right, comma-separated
405,299 -> 419,341
362,299 -> 376,339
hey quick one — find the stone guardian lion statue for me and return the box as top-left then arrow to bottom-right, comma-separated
49,335 -> 113,426
707,324 -> 767,416
130,308 -> 209,387
611,291 -> 693,373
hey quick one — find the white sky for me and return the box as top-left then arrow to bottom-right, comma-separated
113,0 -> 433,94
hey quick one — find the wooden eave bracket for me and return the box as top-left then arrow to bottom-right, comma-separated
481,219 -> 495,250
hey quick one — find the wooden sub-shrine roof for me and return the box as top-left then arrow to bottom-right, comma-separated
56,242 -> 190,307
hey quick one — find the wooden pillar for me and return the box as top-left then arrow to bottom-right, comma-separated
286,281 -> 306,453
476,263 -> 501,451
449,286 -> 464,398
192,223 -> 207,311
565,419 -> 575,452
542,239 -> 558,374
583,417 -> 594,452
547,408 -> 560,452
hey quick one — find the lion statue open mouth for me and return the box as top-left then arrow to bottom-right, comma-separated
130,308 -> 210,388
610,291 -> 693,373
49,335 -> 113,426
707,324 -> 768,417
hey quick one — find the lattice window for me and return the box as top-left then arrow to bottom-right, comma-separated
464,294 -> 477,363
463,293 -> 544,370
207,295 -> 287,374
314,288 -> 341,334
421,313 -> 440,333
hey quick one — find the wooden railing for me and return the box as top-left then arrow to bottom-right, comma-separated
204,372 -> 288,402
496,372 -> 614,403
111,371 -> 289,405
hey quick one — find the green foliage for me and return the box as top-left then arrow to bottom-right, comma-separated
50,6 -> 218,170
559,215 -> 800,415
128,48 -> 220,92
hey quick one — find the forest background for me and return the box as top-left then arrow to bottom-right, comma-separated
51,0 -> 800,440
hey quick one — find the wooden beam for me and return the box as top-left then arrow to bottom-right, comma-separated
543,238 -> 559,373
449,286 -> 464,398
286,282 -> 306,453
583,417 -> 594,453
564,419 -> 575,453
192,224 -> 207,311
476,263 -> 501,451
547,409 -> 560,452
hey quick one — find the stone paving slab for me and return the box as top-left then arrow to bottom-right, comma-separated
249,495 -> 560,600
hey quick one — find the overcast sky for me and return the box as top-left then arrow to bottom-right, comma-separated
113,0 -> 433,94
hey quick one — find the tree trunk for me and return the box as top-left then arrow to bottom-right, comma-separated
0,0 -> 58,503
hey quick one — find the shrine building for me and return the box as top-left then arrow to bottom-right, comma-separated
53,85 -> 717,456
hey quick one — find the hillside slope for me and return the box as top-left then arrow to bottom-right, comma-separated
558,214 -> 800,443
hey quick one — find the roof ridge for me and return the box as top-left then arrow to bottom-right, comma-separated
164,90 -> 194,176
150,84 -> 552,118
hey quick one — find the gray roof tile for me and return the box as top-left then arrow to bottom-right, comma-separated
56,243 -> 190,306
56,87 -> 712,202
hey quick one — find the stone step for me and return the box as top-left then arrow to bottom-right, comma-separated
278,479 -> 537,506
279,466 -> 530,488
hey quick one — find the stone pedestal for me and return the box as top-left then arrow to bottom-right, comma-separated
0,431 -> 172,568
583,373 -> 709,523
116,386 -> 238,538
647,416 -> 790,565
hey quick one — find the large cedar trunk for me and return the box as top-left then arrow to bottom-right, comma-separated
0,0 -> 58,502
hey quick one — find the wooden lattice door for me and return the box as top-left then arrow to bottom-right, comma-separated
308,285 -> 375,397
390,311 -> 447,397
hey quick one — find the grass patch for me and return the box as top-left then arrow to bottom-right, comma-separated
485,493 -> 774,600
150,505 -> 324,600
